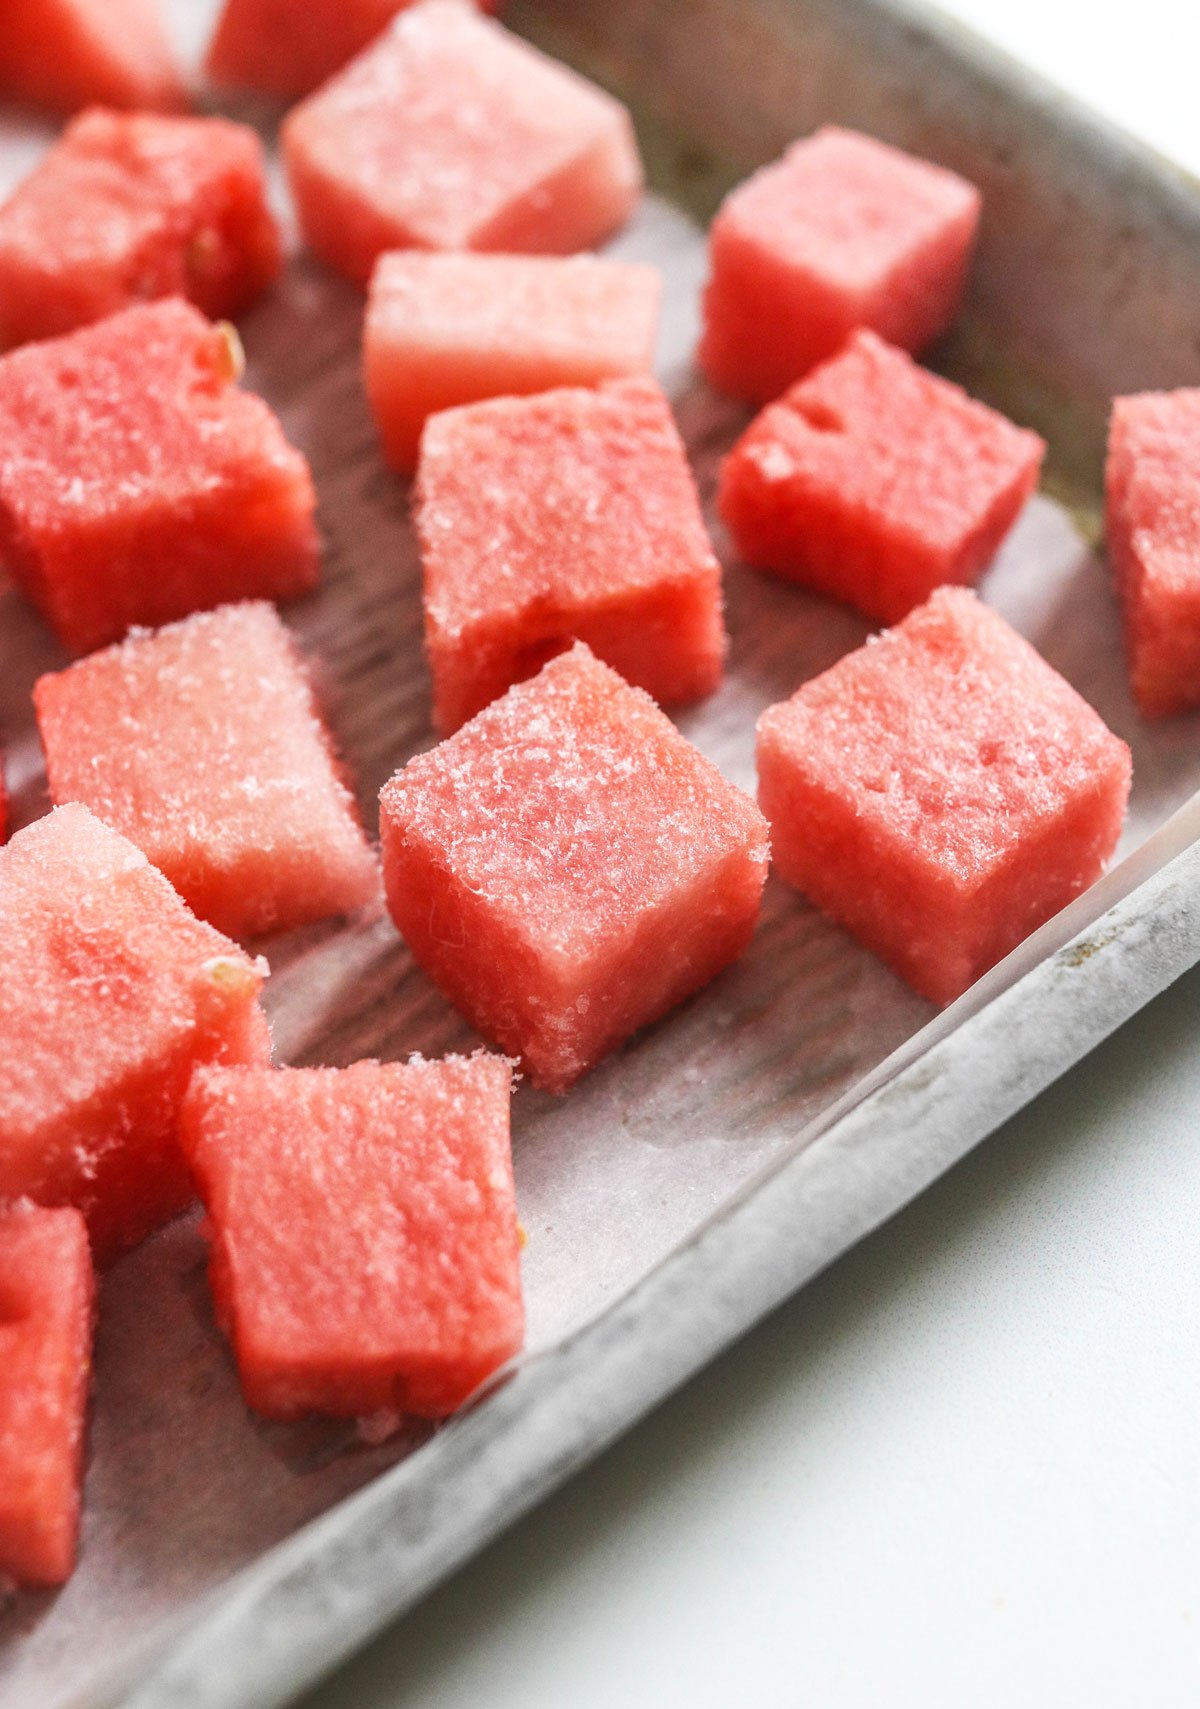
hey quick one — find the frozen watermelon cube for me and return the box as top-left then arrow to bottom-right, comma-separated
719,330 -> 1044,625
0,0 -> 185,117
0,298 -> 319,656
0,804 -> 271,1262
206,0 -> 500,101
1106,388 -> 1200,718
180,1054 -> 523,1419
35,602 -> 379,940
0,1203 -> 94,1588
282,0 -> 642,285
380,643 -> 769,1092
418,376 -> 726,733
0,109 -> 281,350
700,126 -> 981,404
756,588 -> 1131,1005
365,252 -> 661,472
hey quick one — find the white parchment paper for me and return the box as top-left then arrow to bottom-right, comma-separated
4,4 -> 1200,1702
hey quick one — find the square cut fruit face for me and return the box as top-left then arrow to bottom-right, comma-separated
417,376 -> 727,733
756,588 -> 1132,1005
700,125 -> 981,403
0,804 -> 271,1261
379,643 -> 769,1092
0,0 -> 186,117
206,0 -> 500,100
180,1055 -> 523,1420
364,251 -> 661,471
0,108 -> 281,348
0,1203 -> 94,1589
1106,387 -> 1200,718
35,601 -> 379,940
281,0 -> 643,282
719,330 -> 1045,624
0,297 -> 318,655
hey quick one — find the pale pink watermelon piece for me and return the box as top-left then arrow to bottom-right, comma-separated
0,804 -> 271,1262
0,1203 -> 94,1588
719,330 -> 1044,625
0,298 -> 318,656
365,252 -> 660,471
1106,388 -> 1200,718
380,643 -> 769,1092
756,588 -> 1131,1006
701,126 -> 981,405
181,1054 -> 523,1419
0,109 -> 281,350
0,0 -> 185,116
35,603 -> 379,940
417,376 -> 726,733
282,0 -> 643,285
206,0 -> 500,101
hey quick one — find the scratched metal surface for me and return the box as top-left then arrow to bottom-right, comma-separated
4,1 -> 1200,1705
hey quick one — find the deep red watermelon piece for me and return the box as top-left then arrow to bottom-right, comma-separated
282,0 -> 642,284
206,0 -> 500,101
0,805 -> 271,1263
700,126 -> 980,405
756,588 -> 1131,1006
0,0 -> 185,117
0,298 -> 318,656
180,1054 -> 523,1420
0,108 -> 281,350
417,376 -> 726,733
35,602 -> 379,939
380,644 -> 769,1092
1106,387 -> 1200,718
0,1203 -> 94,1588
719,330 -> 1045,625
365,251 -> 660,472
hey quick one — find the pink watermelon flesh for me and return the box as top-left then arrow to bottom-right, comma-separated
719,330 -> 1045,625
0,1204 -> 94,1588
0,0 -> 185,116
180,1055 -> 523,1420
365,251 -> 661,472
701,126 -> 980,405
756,588 -> 1131,1006
379,643 -> 769,1092
281,0 -> 643,285
1106,388 -> 1200,718
417,376 -> 726,733
0,108 -> 281,350
0,297 -> 318,656
206,0 -> 500,101
0,805 -> 271,1263
35,602 -> 379,940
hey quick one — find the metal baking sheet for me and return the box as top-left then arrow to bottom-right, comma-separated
5,0 -> 1200,1704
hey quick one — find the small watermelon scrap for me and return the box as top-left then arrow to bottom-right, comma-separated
0,0 -> 185,117
180,1054 -> 523,1420
701,126 -> 980,404
206,0 -> 500,102
0,804 -> 271,1263
756,588 -> 1131,1006
35,602 -> 379,940
0,109 -> 281,350
380,643 -> 769,1092
0,1203 -> 94,1589
282,0 -> 643,285
417,376 -> 726,733
0,298 -> 318,657
1106,387 -> 1200,718
719,330 -> 1045,625
365,252 -> 661,472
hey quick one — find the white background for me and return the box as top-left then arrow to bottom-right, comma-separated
304,5 -> 1200,1705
